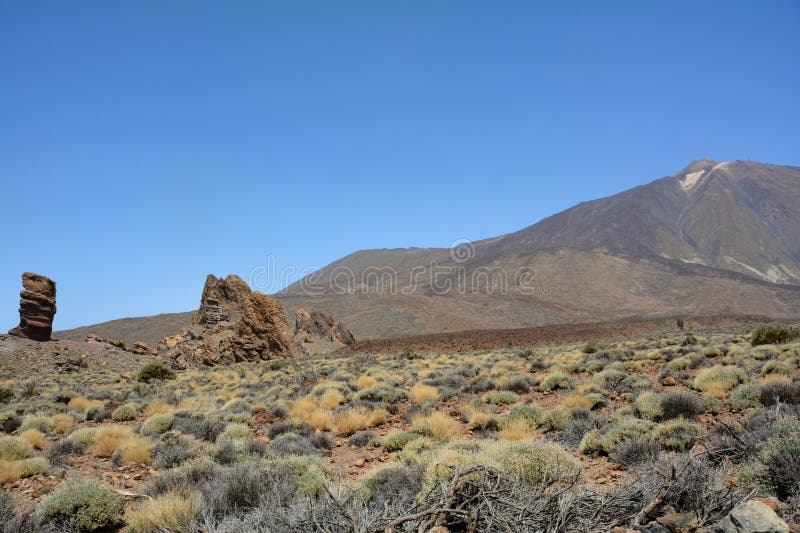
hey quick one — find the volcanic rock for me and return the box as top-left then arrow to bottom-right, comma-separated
8,273 -> 57,342
158,274 -> 296,368
294,307 -> 356,353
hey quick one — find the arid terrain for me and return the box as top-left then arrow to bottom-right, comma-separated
2,319 -> 800,531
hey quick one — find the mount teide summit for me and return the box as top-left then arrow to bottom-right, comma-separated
58,159 -> 800,342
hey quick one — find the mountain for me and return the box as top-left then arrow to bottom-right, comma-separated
276,159 -> 800,337
57,159 -> 800,343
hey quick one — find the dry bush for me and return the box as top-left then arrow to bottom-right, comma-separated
500,418 -> 536,441
308,408 -> 334,431
412,411 -> 460,438
144,400 -> 174,416
356,375 -> 377,390
333,407 -> 388,436
128,490 -> 200,533
289,395 -> 318,419
67,396 -> 101,410
93,425 -> 134,457
51,413 -> 75,434
0,460 -> 26,483
410,383 -> 440,403
115,436 -> 153,465
462,405 -> 497,430
319,389 -> 345,409
19,429 -> 45,450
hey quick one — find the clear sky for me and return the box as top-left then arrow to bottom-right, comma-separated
1,1 -> 799,331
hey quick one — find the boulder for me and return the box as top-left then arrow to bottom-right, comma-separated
8,273 -> 56,342
294,307 -> 356,353
655,513 -> 697,533
158,274 -> 296,368
713,500 -> 789,533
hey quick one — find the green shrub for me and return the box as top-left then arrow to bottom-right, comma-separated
0,387 -> 13,403
650,419 -> 702,451
20,415 -> 54,435
667,357 -> 691,371
751,324 -> 798,346
729,383 -> 763,411
693,365 -> 746,394
38,481 -> 125,532
141,413 -> 175,436
579,417 -> 654,455
582,341 -> 600,354
217,423 -> 254,442
634,392 -> 663,420
482,391 -> 519,405
24,457 -> 50,476
0,436 -> 34,460
541,372 -> 574,392
507,404 -> 545,426
68,427 -> 98,446
383,431 -> 420,451
111,403 -> 140,422
136,362 -> 176,383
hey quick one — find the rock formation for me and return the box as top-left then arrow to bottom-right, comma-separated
294,307 -> 356,353
157,274 -> 296,368
8,272 -> 57,341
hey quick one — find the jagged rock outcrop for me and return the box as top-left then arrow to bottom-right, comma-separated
8,273 -> 56,342
294,307 -> 356,354
157,274 -> 296,368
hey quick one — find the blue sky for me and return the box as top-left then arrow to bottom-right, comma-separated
1,1 -> 799,330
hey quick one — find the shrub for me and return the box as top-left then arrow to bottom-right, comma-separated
667,357 -> 691,371
67,396 -> 96,410
0,411 -> 21,434
19,429 -> 45,450
217,423 -> 254,442
307,408 -> 334,431
38,482 -> 125,532
310,432 -> 334,450
507,404 -> 544,426
361,464 -> 424,508
270,433 -> 319,456
412,411 -> 460,438
141,413 -> 175,436
19,415 -> 54,435
128,490 -> 200,533
356,375 -> 377,390
347,430 -> 376,448
410,383 -> 440,403
728,384 -> 763,411
482,391 -> 519,405
463,376 -> 497,393
660,391 -> 705,420
383,431 -> 420,451
136,362 -> 176,383
0,387 -> 13,403
68,427 -> 97,446
85,405 -> 111,422
751,324 -> 798,346
610,438 -> 662,468
93,425 -> 134,457
560,409 -> 604,447
579,417 -> 654,455
172,413 -> 226,442
199,463 -> 298,517
541,372 -> 573,392
650,419 -> 702,451
582,341 -> 600,354
0,436 -> 33,460
693,365 -> 746,396
463,406 -> 497,431
760,381 -> 800,406
46,439 -> 85,466
634,392 -> 663,420
500,374 -> 536,394
51,413 -> 75,434
0,460 -> 26,483
112,403 -> 140,421
763,439 -> 800,499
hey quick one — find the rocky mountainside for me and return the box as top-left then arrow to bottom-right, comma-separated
56,159 -> 800,341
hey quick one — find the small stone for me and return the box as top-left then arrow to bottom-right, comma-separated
656,512 -> 697,532
661,376 -> 677,386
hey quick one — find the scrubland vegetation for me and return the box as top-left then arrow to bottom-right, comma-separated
1,323 -> 799,531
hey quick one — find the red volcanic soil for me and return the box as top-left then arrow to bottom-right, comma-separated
341,314 -> 774,354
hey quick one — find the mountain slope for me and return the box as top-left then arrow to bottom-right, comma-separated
56,159 -> 800,342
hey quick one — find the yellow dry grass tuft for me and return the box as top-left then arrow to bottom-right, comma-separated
356,375 -> 377,390
412,411 -> 461,438
116,437 -> 153,465
19,429 -> 45,450
290,395 -> 318,420
128,490 -> 200,533
93,425 -> 134,457
410,383 -> 439,403
333,407 -> 388,436
319,389 -> 345,410
144,401 -> 174,416
500,418 -> 536,441
51,413 -> 75,435
308,408 -> 334,431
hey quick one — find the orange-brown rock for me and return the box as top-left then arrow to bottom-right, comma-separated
294,307 -> 356,349
8,273 -> 56,342
158,274 -> 296,368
